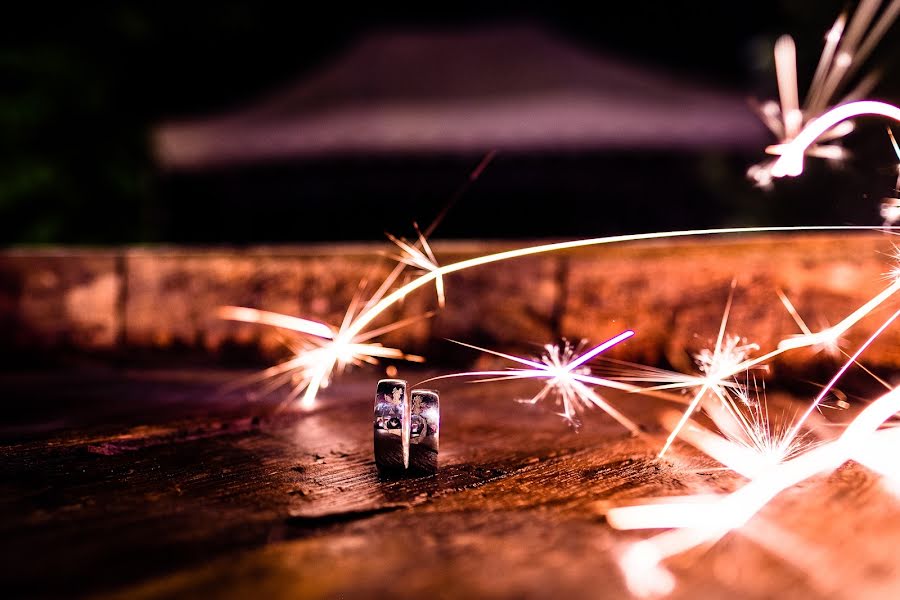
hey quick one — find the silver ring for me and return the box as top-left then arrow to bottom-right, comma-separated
374,380 -> 440,474
374,379 -> 409,472
409,389 -> 439,473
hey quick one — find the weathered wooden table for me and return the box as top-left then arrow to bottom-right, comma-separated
5,233 -> 900,598
3,367 -> 899,599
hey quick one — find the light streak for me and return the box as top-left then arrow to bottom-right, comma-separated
777,276 -> 900,351
644,282 -> 762,458
337,226 -> 885,348
774,35 -> 802,140
889,127 -> 900,161
216,306 -> 336,339
771,100 -> 900,177
778,287 -> 892,390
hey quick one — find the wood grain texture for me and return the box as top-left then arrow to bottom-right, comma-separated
2,369 -> 899,599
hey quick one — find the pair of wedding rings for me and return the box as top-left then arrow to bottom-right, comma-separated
374,379 -> 439,474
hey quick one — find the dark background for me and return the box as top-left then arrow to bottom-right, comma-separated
2,1 -> 899,244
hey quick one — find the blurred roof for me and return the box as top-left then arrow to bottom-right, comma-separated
154,25 -> 768,169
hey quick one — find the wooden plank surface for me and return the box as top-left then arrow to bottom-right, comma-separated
2,369 -> 899,599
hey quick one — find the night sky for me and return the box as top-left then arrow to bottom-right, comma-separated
2,1 -> 899,243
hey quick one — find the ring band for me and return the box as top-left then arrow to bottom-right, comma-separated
374,378 -> 410,472
374,380 -> 440,474
409,389 -> 439,473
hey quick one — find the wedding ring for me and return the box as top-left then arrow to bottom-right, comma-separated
374,379 -> 409,472
409,389 -> 439,473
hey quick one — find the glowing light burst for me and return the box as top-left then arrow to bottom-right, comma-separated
616,372 -> 808,479
666,379 -> 812,478
749,2 -> 900,186
618,281 -> 767,458
608,309 -> 900,597
883,244 -> 900,283
420,331 -> 643,432
609,381 -> 900,598
771,100 -> 900,178
217,289 -> 429,409
608,270 -> 900,466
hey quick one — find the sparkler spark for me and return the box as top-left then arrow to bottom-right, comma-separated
621,281 -> 765,458
217,286 -> 429,409
749,1 -> 900,186
386,224 -> 446,308
610,379 -> 900,597
658,382 -> 808,479
607,307 -> 900,597
771,100 -> 900,178
889,127 -> 900,161
420,332 -> 644,432
611,269 -> 900,462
